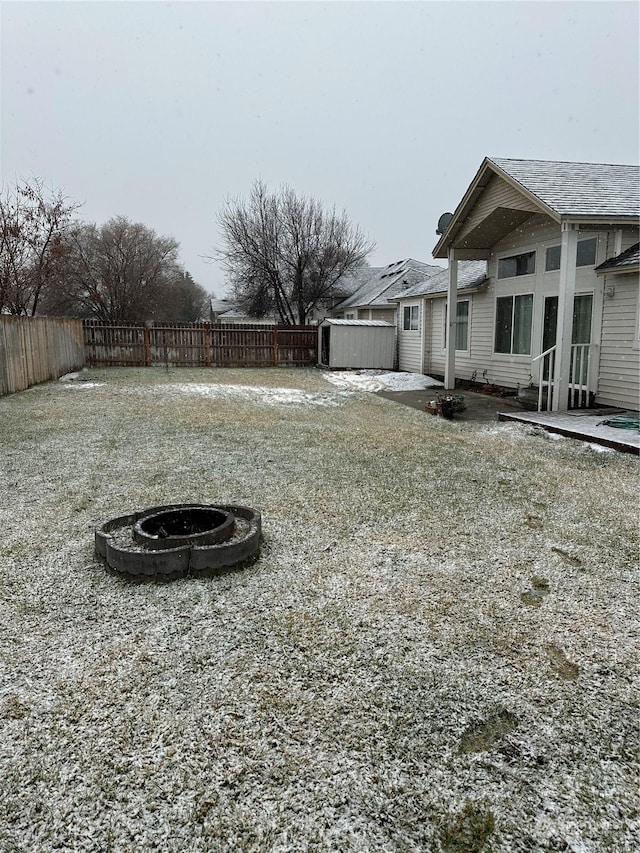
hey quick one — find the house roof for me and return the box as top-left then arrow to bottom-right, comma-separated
210,297 -> 233,313
389,261 -> 488,301
330,266 -> 383,299
595,242 -> 640,275
336,259 -> 442,309
489,158 -> 640,219
434,157 -> 640,258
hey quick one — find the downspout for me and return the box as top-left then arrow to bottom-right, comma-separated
420,297 -> 427,374
444,249 -> 458,390
553,223 -> 578,411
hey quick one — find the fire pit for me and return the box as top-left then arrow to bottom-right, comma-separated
95,503 -> 261,578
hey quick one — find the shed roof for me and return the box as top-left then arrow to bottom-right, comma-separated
389,261 -> 488,301
321,319 -> 394,327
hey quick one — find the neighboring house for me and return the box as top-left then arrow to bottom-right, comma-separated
209,297 -> 234,322
425,157 -> 640,411
333,259 -> 443,324
311,265 -> 380,323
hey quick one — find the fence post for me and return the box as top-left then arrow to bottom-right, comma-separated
143,325 -> 151,367
273,326 -> 279,367
204,323 -> 211,366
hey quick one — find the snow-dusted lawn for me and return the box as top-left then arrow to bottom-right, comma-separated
1,367 -> 638,852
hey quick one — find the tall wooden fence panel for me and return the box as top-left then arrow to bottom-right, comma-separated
0,316 -> 85,396
83,322 -> 318,368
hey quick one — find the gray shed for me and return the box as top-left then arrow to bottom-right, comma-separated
319,319 -> 396,369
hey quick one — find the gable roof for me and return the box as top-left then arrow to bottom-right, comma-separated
328,265 -> 383,299
489,158 -> 640,219
434,157 -> 640,258
336,258 -> 442,309
389,261 -> 488,301
595,242 -> 640,275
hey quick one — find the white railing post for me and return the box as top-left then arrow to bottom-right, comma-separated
532,345 -> 557,412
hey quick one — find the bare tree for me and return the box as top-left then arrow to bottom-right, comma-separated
0,178 -> 81,315
214,181 -> 374,324
44,216 -> 183,322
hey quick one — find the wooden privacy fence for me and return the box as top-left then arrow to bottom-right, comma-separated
83,321 -> 318,368
0,316 -> 85,396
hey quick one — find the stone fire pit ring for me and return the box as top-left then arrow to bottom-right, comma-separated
95,503 -> 261,578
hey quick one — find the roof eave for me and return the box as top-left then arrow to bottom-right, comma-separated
390,279 -> 489,302
596,263 -> 640,277
560,215 -> 640,226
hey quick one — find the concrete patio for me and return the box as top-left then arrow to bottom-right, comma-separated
377,388 -> 639,454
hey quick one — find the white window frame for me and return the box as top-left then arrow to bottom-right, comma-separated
403,304 -> 420,331
493,292 -> 534,356
544,236 -> 599,272
455,299 -> 470,352
443,299 -> 471,351
497,250 -> 536,280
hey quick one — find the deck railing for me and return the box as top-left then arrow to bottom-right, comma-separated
531,343 -> 596,411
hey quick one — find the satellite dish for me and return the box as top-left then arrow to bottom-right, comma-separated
436,212 -> 454,235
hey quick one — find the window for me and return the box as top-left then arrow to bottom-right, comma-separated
403,305 -> 419,331
545,245 -> 561,271
576,238 -> 597,267
443,301 -> 471,350
345,312 -> 355,320
498,251 -> 536,279
494,294 -> 533,354
545,238 -> 597,271
456,301 -> 469,350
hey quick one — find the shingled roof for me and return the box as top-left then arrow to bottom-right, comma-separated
336,259 -> 442,310
388,261 -> 488,300
489,158 -> 640,219
434,157 -> 640,259
595,242 -> 640,274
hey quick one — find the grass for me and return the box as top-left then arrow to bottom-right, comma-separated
0,366 -> 638,852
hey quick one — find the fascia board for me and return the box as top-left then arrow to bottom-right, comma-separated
561,215 -> 640,226
595,264 -> 640,277
432,158 -> 494,258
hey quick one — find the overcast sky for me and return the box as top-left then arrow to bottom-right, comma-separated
1,1 -> 638,296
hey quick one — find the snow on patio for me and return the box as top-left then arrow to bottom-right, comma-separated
0,367 -> 638,852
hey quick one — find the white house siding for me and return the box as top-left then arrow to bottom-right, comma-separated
427,219 -> 624,393
470,219 -> 612,389
597,274 -> 640,410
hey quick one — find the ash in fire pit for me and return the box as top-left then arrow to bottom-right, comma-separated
95,503 -> 261,578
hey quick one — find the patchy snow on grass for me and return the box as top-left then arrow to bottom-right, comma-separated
59,371 -> 105,389
322,369 -> 443,392
0,367 -> 638,852
145,382 -> 348,408
60,381 -> 106,390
